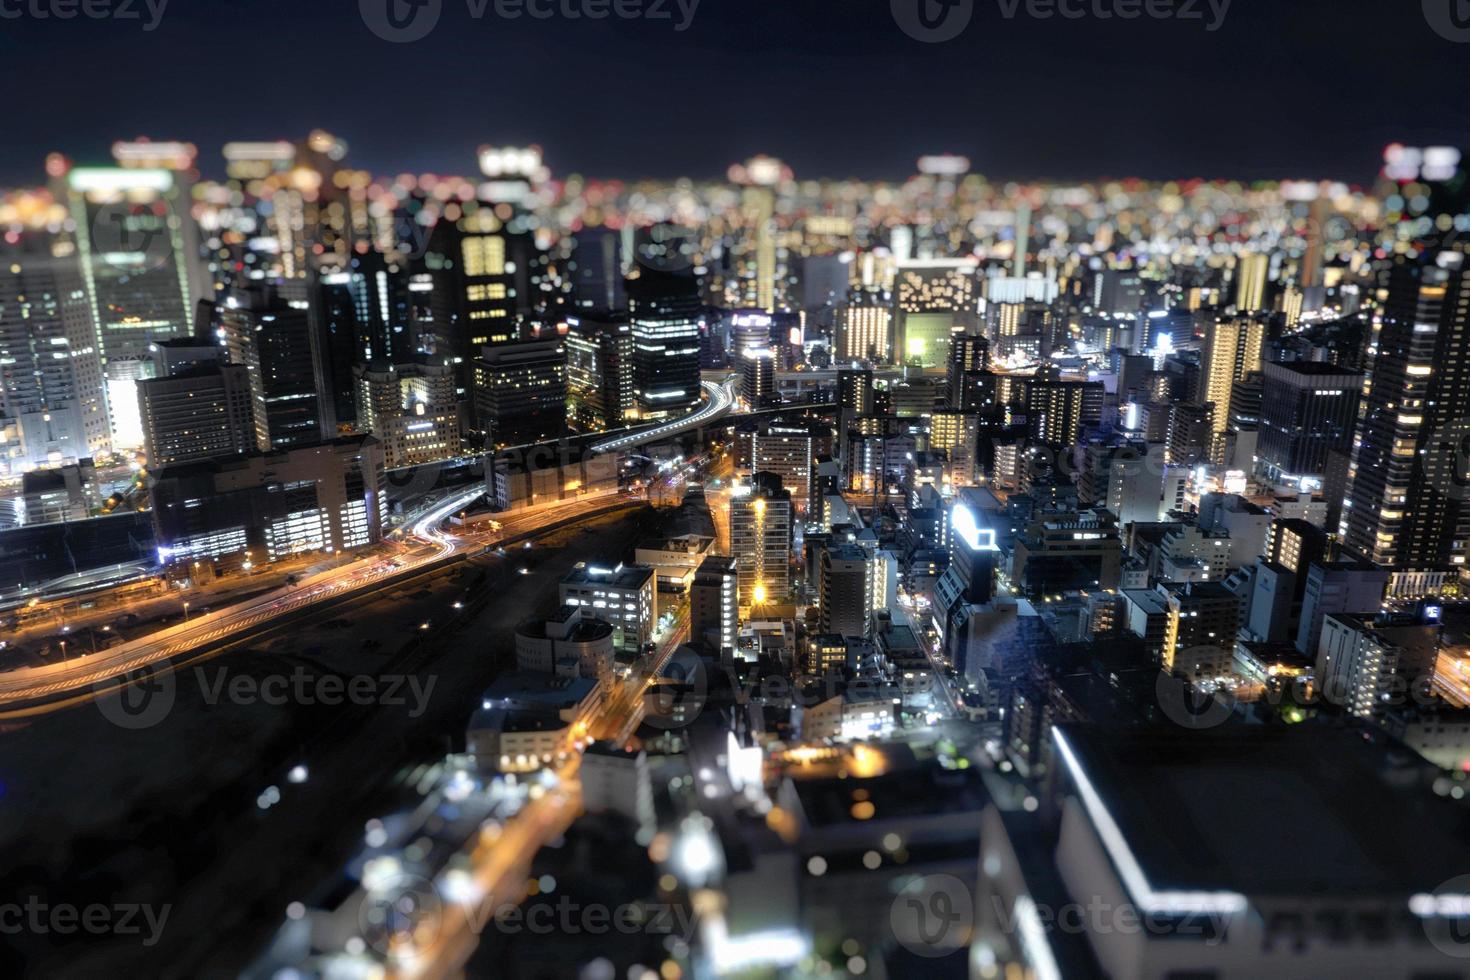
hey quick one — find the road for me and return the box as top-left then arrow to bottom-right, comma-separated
0,489 -> 633,713
589,378 -> 735,454
385,596 -> 690,979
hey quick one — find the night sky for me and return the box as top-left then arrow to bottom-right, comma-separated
1,0 -> 1467,186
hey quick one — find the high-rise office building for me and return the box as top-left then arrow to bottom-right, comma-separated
355,360 -> 461,469
628,268 -> 703,420
0,249 -> 107,468
1234,251 -> 1270,311
138,364 -> 263,467
819,543 -> 874,639
750,423 -> 818,514
1197,315 -> 1265,461
472,336 -> 567,448
690,554 -> 738,659
730,471 -> 792,609
947,333 -> 989,407
1344,249 -> 1470,597
216,285 -> 327,450
1256,360 -> 1362,486
834,288 -> 892,364
568,225 -> 626,312
424,207 -> 541,394
311,253 -> 419,429
894,259 -> 979,367
565,313 -> 634,431
64,166 -> 201,451
740,347 -> 776,406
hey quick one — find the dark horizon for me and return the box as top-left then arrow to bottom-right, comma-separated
1,0 -> 1466,187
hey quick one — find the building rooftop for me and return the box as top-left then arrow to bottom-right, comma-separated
478,670 -> 598,711
1051,723 -> 1466,900
562,562 -> 655,590
1265,359 -> 1364,378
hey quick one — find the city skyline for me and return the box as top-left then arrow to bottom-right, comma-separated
0,0 -> 1467,185
8,3 -> 1470,979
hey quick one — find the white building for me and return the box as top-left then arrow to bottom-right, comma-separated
559,562 -> 657,651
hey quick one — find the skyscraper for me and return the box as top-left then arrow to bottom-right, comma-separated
472,337 -> 567,448
690,554 -> 738,660
0,248 -> 107,468
1344,248 -> 1470,596
947,333 -> 989,408
1234,251 -> 1270,312
819,543 -> 873,639
138,364 -> 263,467
749,423 -> 817,513
64,166 -> 201,451
729,472 -> 792,610
1256,360 -> 1362,486
1197,315 -> 1265,461
216,285 -> 327,449
568,225 -> 626,312
628,268 -> 703,420
565,313 -> 634,432
894,259 -> 978,367
834,288 -> 892,364
425,207 -> 539,395
355,360 -> 461,469
739,347 -> 776,406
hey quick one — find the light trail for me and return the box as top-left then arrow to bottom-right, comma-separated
589,379 -> 735,454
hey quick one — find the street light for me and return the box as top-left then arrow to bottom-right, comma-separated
183,601 -> 191,623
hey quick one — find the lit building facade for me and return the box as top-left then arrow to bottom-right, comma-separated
730,472 -> 792,609
1344,248 -> 1470,596
565,314 -> 634,430
629,268 -> 703,420
150,435 -> 386,563
473,337 -> 567,448
354,360 -> 461,469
